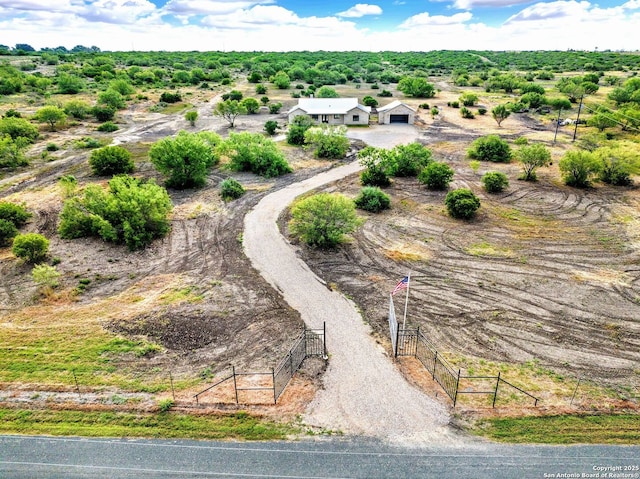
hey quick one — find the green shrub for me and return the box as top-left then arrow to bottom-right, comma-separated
358,146 -> 392,187
89,146 -> 134,176
221,132 -> 291,178
150,131 -> 221,188
482,171 -> 509,193
445,189 -> 480,220
58,175 -> 173,251
185,111 -> 198,126
354,187 -> 391,213
264,120 -> 278,135
159,92 -> 181,103
0,202 -> 30,229
460,107 -> 475,119
304,125 -> 350,159
468,135 -> 512,163
75,137 -> 103,149
0,219 -> 18,246
0,117 -> 39,143
241,98 -> 260,114
92,105 -> 116,122
477,108 -> 487,115
418,162 -> 455,190
388,143 -> 432,177
64,100 -> 91,120
220,178 -> 245,201
286,115 -> 314,145
158,398 -> 175,412
0,135 -> 29,168
46,142 -> 60,151
58,175 -> 78,198
268,102 -> 283,114
12,233 -> 49,263
559,150 -> 601,188
289,193 -> 362,248
97,121 -> 119,132
32,263 -> 61,289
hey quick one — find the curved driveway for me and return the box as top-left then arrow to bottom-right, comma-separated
244,126 -> 455,443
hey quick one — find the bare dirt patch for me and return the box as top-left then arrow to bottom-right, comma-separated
294,115 -> 640,403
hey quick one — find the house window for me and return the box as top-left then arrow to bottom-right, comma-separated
352,115 -> 360,122
334,114 -> 341,119
311,114 -> 318,120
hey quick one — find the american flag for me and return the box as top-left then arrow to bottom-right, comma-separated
392,276 -> 409,295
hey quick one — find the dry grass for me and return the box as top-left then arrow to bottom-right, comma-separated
571,269 -> 632,287
384,242 -> 432,262
0,274 -> 204,391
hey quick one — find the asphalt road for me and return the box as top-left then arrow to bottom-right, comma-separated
2,435 -> 639,479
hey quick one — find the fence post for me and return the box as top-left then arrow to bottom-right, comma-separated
570,377 -> 582,406
232,366 -> 239,404
453,369 -> 461,407
415,327 -> 420,358
72,370 -> 80,394
432,351 -> 438,379
323,321 -> 327,359
272,368 -> 277,404
394,323 -> 400,358
169,371 -> 175,401
493,372 -> 501,408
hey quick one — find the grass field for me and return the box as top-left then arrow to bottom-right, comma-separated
0,408 -> 298,441
475,414 -> 640,444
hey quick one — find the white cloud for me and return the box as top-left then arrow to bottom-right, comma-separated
452,0 -> 535,10
504,0 -> 590,23
399,11 -> 472,28
336,3 -> 382,18
162,0 -> 272,16
0,0 -> 638,52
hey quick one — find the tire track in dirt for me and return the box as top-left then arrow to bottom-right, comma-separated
298,154 -> 640,386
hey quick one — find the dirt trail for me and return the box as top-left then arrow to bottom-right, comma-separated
244,150 -> 459,444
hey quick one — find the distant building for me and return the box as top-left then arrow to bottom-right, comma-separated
376,100 -> 416,124
287,98 -> 371,126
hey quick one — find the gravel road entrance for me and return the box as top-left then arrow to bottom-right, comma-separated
244,127 -> 458,444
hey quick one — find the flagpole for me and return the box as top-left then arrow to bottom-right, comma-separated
401,273 -> 410,331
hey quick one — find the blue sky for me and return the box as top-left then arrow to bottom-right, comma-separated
0,0 -> 638,51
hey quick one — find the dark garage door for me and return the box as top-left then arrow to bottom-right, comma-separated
389,114 -> 409,123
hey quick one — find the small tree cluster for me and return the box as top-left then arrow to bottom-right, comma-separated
304,125 -> 350,159
221,132 -> 292,178
287,115 -> 314,145
289,193 -> 362,248
482,172 -> 509,193
220,178 -> 245,201
354,187 -> 391,213
418,162 -> 454,190
515,143 -> 551,181
149,131 -> 221,189
468,135 -> 512,163
12,233 -> 49,263
0,201 -> 31,246
89,145 -> 134,176
58,175 -> 173,251
445,189 -> 481,220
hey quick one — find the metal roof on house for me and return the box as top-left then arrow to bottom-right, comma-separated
288,98 -> 371,115
376,100 -> 416,113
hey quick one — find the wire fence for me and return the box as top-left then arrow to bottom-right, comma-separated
396,328 -> 540,408
194,323 -> 326,405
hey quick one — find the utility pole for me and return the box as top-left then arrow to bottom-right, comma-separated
553,107 -> 563,143
572,95 -> 584,142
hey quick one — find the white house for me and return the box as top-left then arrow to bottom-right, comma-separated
376,100 -> 416,125
287,98 -> 371,126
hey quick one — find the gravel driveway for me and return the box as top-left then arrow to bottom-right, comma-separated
244,127 -> 459,444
